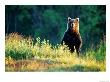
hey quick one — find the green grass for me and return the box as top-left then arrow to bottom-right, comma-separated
5,33 -> 106,72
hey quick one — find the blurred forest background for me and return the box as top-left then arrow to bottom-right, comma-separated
5,5 -> 106,51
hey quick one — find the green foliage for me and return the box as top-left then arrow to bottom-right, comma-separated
84,41 -> 106,61
95,41 -> 106,61
79,5 -> 106,50
5,5 -> 106,50
5,33 -> 105,71
5,5 -> 106,71
5,33 -> 34,60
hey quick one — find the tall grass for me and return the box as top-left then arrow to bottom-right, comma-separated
5,33 -> 106,71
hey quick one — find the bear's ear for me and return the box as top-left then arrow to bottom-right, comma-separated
68,17 -> 71,21
76,18 -> 79,22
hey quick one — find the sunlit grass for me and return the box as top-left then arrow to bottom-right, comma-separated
5,33 -> 106,72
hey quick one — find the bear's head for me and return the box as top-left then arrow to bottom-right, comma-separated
67,17 -> 79,33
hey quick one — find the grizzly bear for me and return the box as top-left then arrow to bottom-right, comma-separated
61,17 -> 82,56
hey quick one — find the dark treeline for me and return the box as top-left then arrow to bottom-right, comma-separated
5,5 -> 106,51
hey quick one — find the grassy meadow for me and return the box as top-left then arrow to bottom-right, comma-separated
5,33 -> 106,72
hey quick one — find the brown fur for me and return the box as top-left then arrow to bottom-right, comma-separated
61,17 -> 82,56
